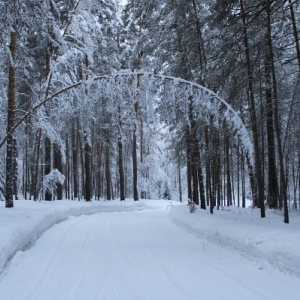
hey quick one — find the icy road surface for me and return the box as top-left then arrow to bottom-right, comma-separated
0,209 -> 298,300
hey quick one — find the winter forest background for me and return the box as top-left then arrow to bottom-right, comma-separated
0,0 -> 299,224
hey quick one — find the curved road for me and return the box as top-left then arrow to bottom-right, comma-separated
0,209 -> 298,300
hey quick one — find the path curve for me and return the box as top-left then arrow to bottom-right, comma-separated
0,209 -> 298,300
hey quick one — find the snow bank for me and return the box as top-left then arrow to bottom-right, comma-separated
170,205 -> 300,278
2,199 -> 299,282
0,199 -> 144,275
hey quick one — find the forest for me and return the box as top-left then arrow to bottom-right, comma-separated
0,0 -> 299,224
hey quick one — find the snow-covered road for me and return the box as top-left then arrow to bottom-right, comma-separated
0,208 -> 298,300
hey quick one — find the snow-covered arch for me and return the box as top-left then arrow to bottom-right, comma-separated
0,70 -> 253,165
90,70 -> 254,164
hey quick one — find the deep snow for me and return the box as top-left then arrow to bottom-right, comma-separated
0,199 -> 299,299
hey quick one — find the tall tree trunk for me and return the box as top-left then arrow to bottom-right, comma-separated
264,0 -> 279,209
54,143 -> 63,200
216,145 -> 222,209
44,137 -> 52,201
132,128 -> 139,201
191,163 -> 199,205
118,107 -> 125,201
84,135 -> 92,201
178,161 -> 182,202
132,72 -> 141,201
298,151 -> 300,210
65,134 -> 70,199
198,164 -> 206,209
12,138 -> 18,200
43,25 -> 54,202
5,26 -> 17,208
72,123 -> 78,199
242,150 -> 246,208
188,98 -> 200,206
289,0 -> 300,71
82,54 -> 92,202
225,133 -> 232,206
237,144 -> 240,207
191,137 -> 199,205
239,0 -> 265,217
266,0 -> 288,222
192,0 -> 206,83
140,117 -> 148,200
105,145 -> 111,201
130,66 -> 140,201
205,126 -> 212,207
23,120 -> 29,199
186,156 -> 192,201
32,129 -> 42,200
118,137 -> 125,201
96,142 -> 103,200
185,126 -> 193,202
79,132 -> 85,200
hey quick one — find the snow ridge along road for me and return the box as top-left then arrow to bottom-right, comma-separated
170,205 -> 300,278
0,200 -> 299,300
0,200 -> 143,276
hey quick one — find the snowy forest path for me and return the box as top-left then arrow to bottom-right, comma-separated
0,208 -> 298,300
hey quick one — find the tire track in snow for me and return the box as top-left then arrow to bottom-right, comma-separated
0,209 -> 299,300
28,215 -> 93,300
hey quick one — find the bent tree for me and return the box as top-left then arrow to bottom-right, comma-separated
1,71 -> 258,212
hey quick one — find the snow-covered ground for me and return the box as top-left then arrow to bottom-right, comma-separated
0,199 -> 299,299
170,204 -> 300,278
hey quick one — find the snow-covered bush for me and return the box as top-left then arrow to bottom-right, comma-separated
42,169 -> 65,196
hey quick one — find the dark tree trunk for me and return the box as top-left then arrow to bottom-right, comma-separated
198,165 -> 206,209
105,145 -> 111,200
44,137 -> 52,201
140,118 -> 147,200
84,135 -> 92,201
186,126 -> 192,202
79,132 -> 85,200
132,73 -> 140,202
65,134 -> 70,199
178,162 -> 182,202
118,136 -> 125,201
239,0 -> 265,217
225,134 -> 232,206
118,106 -> 125,201
5,27 -> 17,208
186,158 -> 192,201
213,131 -> 221,210
191,135 -> 199,205
192,0 -> 206,83
132,129 -> 139,201
96,142 -> 103,200
266,0 -> 288,222
54,143 -> 63,200
264,33 -> 279,209
205,126 -> 212,207
72,124 -> 78,199
12,138 -> 18,200
289,0 -> 300,71
191,163 -> 199,205
242,153 -> 246,208
187,101 -> 200,206
32,129 -> 42,200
